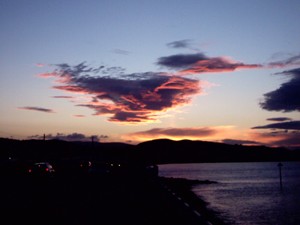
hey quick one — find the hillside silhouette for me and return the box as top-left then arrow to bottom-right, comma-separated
1,138 -> 299,164
137,139 -> 300,163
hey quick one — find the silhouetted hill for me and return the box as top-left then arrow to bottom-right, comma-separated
0,138 -> 135,162
136,139 -> 300,164
1,138 -> 299,164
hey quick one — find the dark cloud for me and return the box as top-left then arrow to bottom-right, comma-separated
39,63 -> 201,123
157,52 -> 300,75
110,111 -> 153,123
267,117 -> 292,122
268,54 -> 300,68
260,68 -> 300,112
157,53 -> 208,69
53,62 -> 106,77
252,121 -> 300,130
222,139 -> 261,146
157,53 -> 262,74
18,106 -> 55,113
29,133 -> 107,142
167,39 -> 192,49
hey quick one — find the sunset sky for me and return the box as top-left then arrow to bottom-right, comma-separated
1,0 -> 299,147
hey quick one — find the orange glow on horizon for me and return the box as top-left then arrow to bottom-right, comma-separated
122,126 -> 238,142
122,126 -> 299,147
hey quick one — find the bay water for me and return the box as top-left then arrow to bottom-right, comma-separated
159,162 -> 300,225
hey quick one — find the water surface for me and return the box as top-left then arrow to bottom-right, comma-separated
159,162 -> 300,225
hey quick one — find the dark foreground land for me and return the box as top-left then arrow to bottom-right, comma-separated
1,174 -> 220,225
4,137 -> 297,225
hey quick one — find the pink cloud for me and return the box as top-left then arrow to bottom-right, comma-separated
39,63 -> 202,123
38,72 -> 57,78
157,53 -> 262,75
179,57 -> 262,75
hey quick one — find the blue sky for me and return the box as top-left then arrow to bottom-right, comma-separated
1,0 -> 299,147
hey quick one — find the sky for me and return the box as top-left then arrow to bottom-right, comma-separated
0,0 -> 299,148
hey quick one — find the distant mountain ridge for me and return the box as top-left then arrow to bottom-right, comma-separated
136,139 -> 300,164
1,138 -> 299,164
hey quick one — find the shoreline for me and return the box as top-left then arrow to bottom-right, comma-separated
159,177 -> 230,225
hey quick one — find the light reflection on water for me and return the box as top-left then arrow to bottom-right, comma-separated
159,162 -> 300,225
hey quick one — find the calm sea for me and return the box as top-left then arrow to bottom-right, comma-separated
159,162 -> 300,225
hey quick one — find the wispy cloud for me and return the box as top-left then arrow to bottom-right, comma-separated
112,49 -> 130,55
260,67 -> 300,112
167,39 -> 192,49
73,115 -> 86,118
52,96 -> 73,99
18,106 -> 55,113
157,52 -> 300,76
267,117 -> 292,122
157,53 -> 262,74
39,63 -> 202,123
267,54 -> 300,68
252,120 -> 300,130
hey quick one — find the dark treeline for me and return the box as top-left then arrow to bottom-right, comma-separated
1,138 -> 299,164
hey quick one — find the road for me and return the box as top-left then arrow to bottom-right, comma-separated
1,175 -> 210,225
